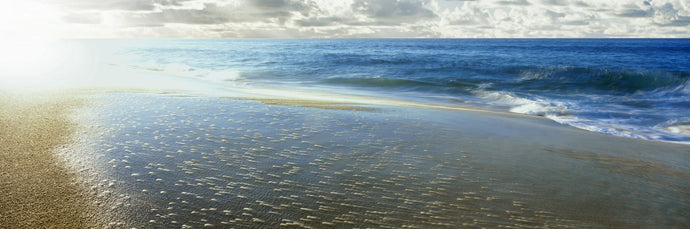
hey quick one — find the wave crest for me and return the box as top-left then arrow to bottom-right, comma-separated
656,119 -> 690,137
322,77 -> 437,88
472,90 -> 570,116
128,63 -> 243,82
516,66 -> 690,94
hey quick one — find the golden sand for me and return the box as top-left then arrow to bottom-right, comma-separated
0,92 -> 99,228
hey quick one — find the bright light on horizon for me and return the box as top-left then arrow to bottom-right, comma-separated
0,39 -> 64,89
0,1 -> 62,39
0,1 -> 71,89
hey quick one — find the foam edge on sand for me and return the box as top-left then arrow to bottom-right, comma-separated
0,91 -> 104,228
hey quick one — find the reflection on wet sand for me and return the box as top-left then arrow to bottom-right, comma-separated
550,149 -> 690,180
66,92 -> 689,228
240,97 -> 375,111
0,92 -> 100,228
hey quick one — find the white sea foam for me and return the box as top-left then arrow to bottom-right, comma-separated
472,90 -> 569,116
546,115 -> 649,140
656,119 -> 690,136
473,89 -> 690,144
546,110 -> 690,144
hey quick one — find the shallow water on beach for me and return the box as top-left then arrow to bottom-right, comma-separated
105,39 -> 690,144
79,92 -> 689,228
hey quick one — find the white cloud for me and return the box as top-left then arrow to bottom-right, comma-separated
351,0 -> 437,24
36,0 -> 690,38
432,0 -> 690,37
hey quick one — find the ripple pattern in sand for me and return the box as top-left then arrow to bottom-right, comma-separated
85,93 -> 688,228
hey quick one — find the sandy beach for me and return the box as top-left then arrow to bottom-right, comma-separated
0,92 -> 100,228
2,86 -> 687,228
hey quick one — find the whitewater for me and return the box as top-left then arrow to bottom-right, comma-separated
51,39 -> 690,143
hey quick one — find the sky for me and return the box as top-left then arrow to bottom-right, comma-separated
1,0 -> 689,38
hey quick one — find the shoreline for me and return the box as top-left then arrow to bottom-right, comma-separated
0,91 -> 101,228
1,87 -> 688,227
89,90 -> 689,228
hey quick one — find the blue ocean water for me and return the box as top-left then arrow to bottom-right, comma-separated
104,39 -> 690,144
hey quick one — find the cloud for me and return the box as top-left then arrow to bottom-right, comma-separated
118,1 -> 318,27
545,10 -> 565,18
154,0 -> 195,6
351,0 -> 437,24
541,0 -> 568,6
294,17 -> 345,27
46,0 -> 690,38
572,1 -> 589,7
618,9 -> 651,18
496,0 -> 531,6
61,13 -> 102,24
561,20 -> 589,26
55,0 -> 156,11
250,0 -> 311,11
610,1 -> 690,27
248,0 -> 315,19
118,3 -> 230,27
652,3 -> 690,27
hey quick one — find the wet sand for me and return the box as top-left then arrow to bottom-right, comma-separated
72,91 -> 689,228
0,92 -> 100,228
241,97 -> 376,111
2,88 -> 689,228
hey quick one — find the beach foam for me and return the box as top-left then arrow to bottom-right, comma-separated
0,92 -> 103,227
68,91 -> 690,228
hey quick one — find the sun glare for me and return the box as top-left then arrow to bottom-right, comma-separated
0,38 -> 65,89
0,1 -> 68,90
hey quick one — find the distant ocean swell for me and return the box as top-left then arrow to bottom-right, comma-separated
126,62 -> 690,143
108,39 -> 690,144
513,66 -> 690,93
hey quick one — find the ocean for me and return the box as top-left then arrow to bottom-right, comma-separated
4,39 -> 688,227
76,92 -> 689,227
96,38 -> 690,144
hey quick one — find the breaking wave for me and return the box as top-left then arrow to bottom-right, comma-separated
103,39 -> 690,144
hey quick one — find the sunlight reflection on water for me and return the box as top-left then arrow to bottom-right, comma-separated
70,92 -> 689,228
